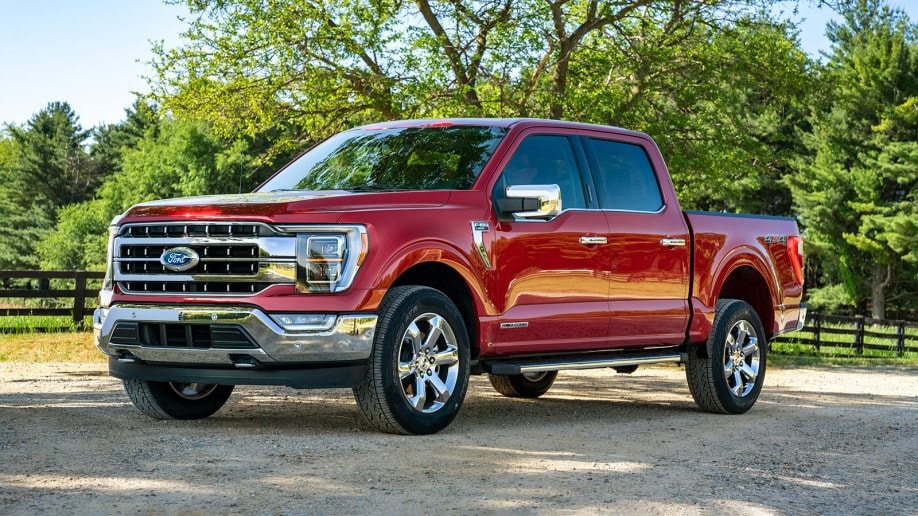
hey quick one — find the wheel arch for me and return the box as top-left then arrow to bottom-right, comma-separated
391,262 -> 481,358
717,265 -> 775,336
377,244 -> 487,360
691,246 -> 780,352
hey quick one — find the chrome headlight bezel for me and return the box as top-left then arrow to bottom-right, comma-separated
279,225 -> 368,294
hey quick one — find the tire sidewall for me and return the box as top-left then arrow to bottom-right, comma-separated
376,288 -> 470,434
708,300 -> 767,413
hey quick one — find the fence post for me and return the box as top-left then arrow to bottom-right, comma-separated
897,321 -> 906,357
813,313 -> 821,352
854,315 -> 865,355
72,271 -> 87,330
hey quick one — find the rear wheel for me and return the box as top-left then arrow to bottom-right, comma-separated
354,286 -> 470,434
488,371 -> 558,398
686,299 -> 766,414
123,379 -> 234,420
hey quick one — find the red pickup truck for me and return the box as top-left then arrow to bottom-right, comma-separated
94,118 -> 806,434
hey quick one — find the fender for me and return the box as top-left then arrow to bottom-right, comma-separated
689,243 -> 780,343
372,239 -> 494,320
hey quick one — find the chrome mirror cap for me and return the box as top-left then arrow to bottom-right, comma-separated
505,184 -> 562,219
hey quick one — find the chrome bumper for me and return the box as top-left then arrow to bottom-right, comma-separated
94,304 -> 377,366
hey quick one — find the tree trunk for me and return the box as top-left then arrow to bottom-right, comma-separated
870,264 -> 887,320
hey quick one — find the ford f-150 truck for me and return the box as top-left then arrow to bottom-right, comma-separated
94,118 -> 806,434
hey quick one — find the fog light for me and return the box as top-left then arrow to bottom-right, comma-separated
270,313 -> 336,332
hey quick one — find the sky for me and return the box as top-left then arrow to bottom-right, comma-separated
1,1 -> 918,131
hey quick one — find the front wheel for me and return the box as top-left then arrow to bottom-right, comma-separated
123,379 -> 234,420
354,286 -> 471,434
686,299 -> 766,414
488,371 -> 558,398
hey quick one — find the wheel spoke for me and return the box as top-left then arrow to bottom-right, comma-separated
739,363 -> 758,383
433,345 -> 459,366
408,375 -> 427,411
724,362 -> 735,379
405,321 -> 423,354
421,315 -> 445,352
428,374 -> 452,402
735,326 -> 748,349
726,332 -> 736,348
398,361 -> 414,380
732,370 -> 744,395
743,339 -> 759,357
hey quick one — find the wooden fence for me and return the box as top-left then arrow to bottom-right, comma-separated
773,312 -> 918,356
0,270 -> 105,329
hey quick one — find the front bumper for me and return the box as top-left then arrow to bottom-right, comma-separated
94,304 -> 377,366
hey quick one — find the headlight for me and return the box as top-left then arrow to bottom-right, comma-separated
288,225 -> 368,293
99,216 -> 123,307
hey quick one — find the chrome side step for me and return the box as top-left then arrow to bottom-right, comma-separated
482,351 -> 686,375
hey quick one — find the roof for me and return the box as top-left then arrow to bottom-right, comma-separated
357,118 -> 648,139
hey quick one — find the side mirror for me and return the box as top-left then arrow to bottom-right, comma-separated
496,184 -> 562,220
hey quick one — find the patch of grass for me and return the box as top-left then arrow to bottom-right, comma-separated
769,341 -> 918,367
0,315 -> 93,333
0,331 -> 104,363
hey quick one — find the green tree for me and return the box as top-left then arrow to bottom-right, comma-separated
91,98 -> 161,177
38,118 -> 270,270
0,103 -> 98,269
788,0 -> 918,319
560,15 -> 814,212
0,131 -> 55,269
150,0 -> 777,156
6,102 -> 100,209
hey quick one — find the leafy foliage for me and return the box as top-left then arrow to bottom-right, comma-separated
788,0 -> 918,319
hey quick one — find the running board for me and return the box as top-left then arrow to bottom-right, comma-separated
482,351 -> 687,375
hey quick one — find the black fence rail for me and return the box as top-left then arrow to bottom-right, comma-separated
0,270 -> 105,329
773,312 -> 918,356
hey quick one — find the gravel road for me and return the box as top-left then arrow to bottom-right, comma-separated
1,363 -> 916,514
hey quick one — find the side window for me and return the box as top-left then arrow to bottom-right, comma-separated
585,138 -> 663,212
495,135 -> 586,210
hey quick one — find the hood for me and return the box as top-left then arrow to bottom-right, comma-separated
121,190 -> 453,224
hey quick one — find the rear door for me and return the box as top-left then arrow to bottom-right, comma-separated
580,134 -> 691,346
489,129 -> 612,354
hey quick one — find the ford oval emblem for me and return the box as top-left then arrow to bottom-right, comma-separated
159,247 -> 200,272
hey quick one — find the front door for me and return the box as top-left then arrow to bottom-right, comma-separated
490,132 -> 612,354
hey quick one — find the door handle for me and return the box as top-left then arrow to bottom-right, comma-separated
580,236 -> 608,245
661,238 -> 687,247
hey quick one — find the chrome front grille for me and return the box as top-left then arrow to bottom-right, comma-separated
114,222 -> 296,296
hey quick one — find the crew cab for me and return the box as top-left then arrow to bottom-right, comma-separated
94,119 -> 806,434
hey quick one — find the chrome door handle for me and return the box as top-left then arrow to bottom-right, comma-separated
661,238 -> 686,247
580,236 -> 608,245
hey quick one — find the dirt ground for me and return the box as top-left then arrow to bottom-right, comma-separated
1,362 -> 916,515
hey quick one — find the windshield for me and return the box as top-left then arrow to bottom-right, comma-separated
258,125 -> 508,192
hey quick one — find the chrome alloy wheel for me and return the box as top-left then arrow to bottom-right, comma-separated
168,382 -> 219,401
722,320 -> 760,397
397,312 -> 460,413
522,372 -> 550,382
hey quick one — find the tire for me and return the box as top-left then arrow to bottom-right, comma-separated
353,286 -> 471,435
123,379 -> 234,420
686,299 -> 767,414
488,371 -> 557,398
